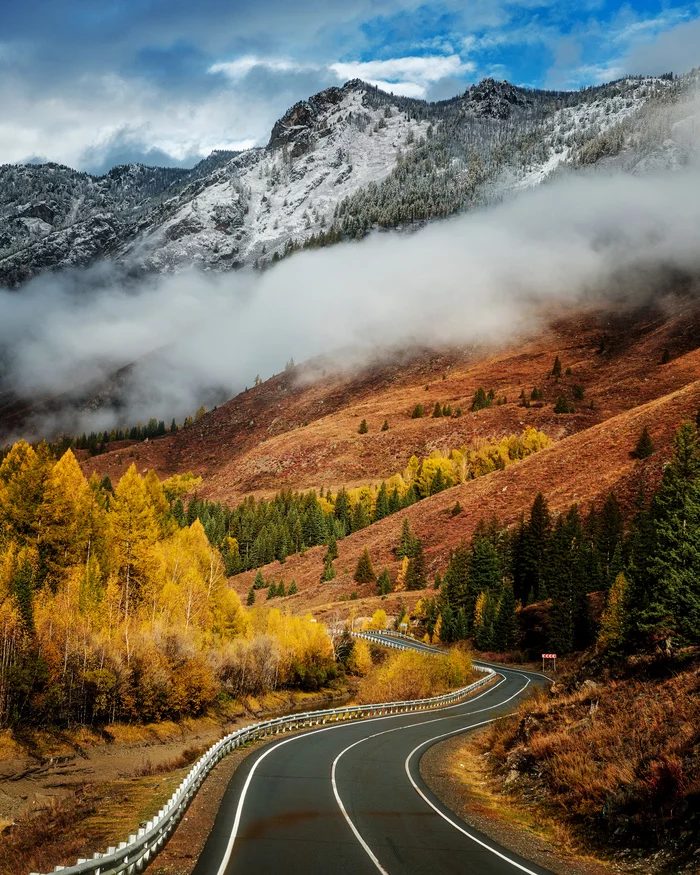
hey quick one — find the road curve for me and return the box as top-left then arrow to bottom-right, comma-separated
192,637 -> 552,875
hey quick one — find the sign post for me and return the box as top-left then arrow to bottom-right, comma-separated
542,653 -> 557,673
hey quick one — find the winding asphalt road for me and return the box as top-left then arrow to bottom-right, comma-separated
192,636 -> 552,875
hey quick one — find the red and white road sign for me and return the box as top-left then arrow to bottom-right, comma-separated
541,653 -> 557,659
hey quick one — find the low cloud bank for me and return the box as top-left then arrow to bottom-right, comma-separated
2,167 -> 700,439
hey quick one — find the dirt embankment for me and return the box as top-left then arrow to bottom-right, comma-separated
0,685 -> 349,874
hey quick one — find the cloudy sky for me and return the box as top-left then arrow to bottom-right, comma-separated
3,0 -> 699,174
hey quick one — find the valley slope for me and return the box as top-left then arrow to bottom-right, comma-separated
83,298 -> 700,621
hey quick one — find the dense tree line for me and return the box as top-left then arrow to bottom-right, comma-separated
0,443 -> 336,729
185,427 -> 550,574
426,420 -> 700,659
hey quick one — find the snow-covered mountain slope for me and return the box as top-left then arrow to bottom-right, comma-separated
0,73 -> 697,287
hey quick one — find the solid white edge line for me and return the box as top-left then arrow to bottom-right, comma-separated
329,679 -> 538,874
213,674 -> 508,875
403,679 -> 547,875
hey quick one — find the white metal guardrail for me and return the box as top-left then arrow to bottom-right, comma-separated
356,630 -> 438,649
33,636 -> 493,875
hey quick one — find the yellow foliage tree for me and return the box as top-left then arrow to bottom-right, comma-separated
366,609 -> 388,630
597,572 -> 629,655
38,450 -> 91,587
395,556 -> 409,592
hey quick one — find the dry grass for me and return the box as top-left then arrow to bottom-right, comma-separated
0,730 -> 22,760
0,768 -> 189,875
132,744 -> 206,778
482,661 -> 700,864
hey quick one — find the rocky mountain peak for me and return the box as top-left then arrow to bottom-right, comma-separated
462,77 -> 533,118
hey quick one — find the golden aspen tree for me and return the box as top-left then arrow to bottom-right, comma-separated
144,470 -> 176,536
597,572 -> 629,656
0,548 -> 22,726
395,556 -> 409,591
367,609 -> 388,630
348,637 -> 372,675
432,614 -> 443,644
474,591 -> 487,636
110,465 -> 159,663
0,441 -> 49,546
38,450 -> 92,587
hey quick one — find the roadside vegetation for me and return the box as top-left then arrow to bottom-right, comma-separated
477,659 -> 700,870
353,644 -> 474,704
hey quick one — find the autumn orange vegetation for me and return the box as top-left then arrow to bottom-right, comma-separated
484,662 -> 700,860
0,442 -> 337,728
357,646 -> 473,704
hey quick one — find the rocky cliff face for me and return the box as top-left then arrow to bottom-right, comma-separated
0,73 -> 696,287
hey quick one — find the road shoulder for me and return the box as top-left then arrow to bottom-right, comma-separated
419,728 -> 635,875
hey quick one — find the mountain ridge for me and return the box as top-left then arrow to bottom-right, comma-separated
1,72 -> 695,288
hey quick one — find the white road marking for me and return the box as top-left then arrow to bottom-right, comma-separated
329,679 -> 532,874
213,676 -> 507,875
404,686 -> 552,875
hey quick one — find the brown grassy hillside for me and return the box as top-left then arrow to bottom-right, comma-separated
82,297 -> 700,620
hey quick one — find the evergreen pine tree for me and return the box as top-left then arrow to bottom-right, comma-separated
514,494 -> 551,604
289,580 -> 298,595
351,500 -> 370,532
638,422 -> 700,646
471,387 -> 491,411
432,402 -> 443,418
634,426 -> 655,459
247,586 -> 255,606
442,542 -> 470,613
325,534 -> 338,562
469,538 -> 502,595
373,482 -> 390,522
376,567 -> 392,595
254,570 -> 266,589
334,488 -> 350,533
358,419 -> 368,434
397,518 -> 418,559
494,583 -> 517,651
381,419 -> 389,431
354,548 -> 376,583
405,540 -> 427,590
388,487 -> 401,515
597,492 -> 623,584
552,355 -> 562,378
321,556 -> 337,582
439,603 -> 457,642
